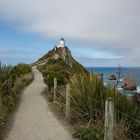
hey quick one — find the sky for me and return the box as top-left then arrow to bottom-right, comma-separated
0,0 -> 140,67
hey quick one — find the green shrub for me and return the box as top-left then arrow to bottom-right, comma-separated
9,64 -> 31,79
39,58 -> 71,88
73,127 -> 103,140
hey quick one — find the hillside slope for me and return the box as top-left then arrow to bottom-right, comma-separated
34,46 -> 86,72
35,46 -> 87,88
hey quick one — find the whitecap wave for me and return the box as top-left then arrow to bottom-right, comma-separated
136,86 -> 140,93
119,78 -> 123,82
117,87 -> 123,90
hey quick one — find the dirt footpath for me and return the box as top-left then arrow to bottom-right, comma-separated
5,67 -> 73,140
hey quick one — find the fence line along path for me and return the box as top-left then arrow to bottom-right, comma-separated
5,67 -> 73,140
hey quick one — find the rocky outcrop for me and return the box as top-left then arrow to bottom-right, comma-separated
121,76 -> 137,90
108,75 -> 117,80
34,46 -> 86,72
50,47 -> 74,68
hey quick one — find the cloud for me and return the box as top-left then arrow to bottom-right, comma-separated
0,0 -> 140,66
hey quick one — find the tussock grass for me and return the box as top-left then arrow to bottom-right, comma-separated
69,72 -> 140,139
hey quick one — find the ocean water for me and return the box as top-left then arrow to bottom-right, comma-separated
86,67 -> 140,95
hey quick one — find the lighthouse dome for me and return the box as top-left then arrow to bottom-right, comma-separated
59,37 -> 65,47
60,37 -> 65,41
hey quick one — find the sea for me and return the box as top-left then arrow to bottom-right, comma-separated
86,67 -> 140,96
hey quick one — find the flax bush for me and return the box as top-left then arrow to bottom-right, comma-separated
69,72 -> 140,139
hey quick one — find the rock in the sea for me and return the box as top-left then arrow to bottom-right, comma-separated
108,75 -> 117,80
121,76 -> 137,90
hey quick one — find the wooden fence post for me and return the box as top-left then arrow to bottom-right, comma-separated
54,78 -> 57,101
65,84 -> 71,122
104,97 -> 114,140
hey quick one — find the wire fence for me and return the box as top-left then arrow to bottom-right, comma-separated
47,77 -> 140,140
114,109 -> 140,139
0,73 -> 32,106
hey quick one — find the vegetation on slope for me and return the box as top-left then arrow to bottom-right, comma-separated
38,49 -> 54,62
69,72 -> 140,140
35,47 -> 87,72
37,47 -> 140,140
0,62 -> 33,140
38,57 -> 87,89
38,58 -> 70,87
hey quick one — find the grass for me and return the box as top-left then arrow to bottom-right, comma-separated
70,72 -> 140,139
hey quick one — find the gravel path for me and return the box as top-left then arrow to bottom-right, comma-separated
5,67 -> 73,140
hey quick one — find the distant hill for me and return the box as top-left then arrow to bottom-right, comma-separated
33,46 -> 86,72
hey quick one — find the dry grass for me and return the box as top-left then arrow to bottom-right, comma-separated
113,125 -> 127,140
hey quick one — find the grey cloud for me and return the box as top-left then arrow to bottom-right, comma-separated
0,0 -> 140,66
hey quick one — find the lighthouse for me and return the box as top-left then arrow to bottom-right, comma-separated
57,37 -> 65,48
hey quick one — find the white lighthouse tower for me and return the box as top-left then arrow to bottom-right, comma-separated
57,37 -> 65,48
